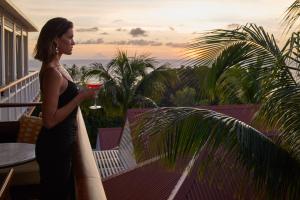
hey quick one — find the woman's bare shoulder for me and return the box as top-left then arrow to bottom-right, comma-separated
41,66 -> 63,81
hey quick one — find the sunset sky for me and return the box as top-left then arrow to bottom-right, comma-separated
13,0 -> 294,60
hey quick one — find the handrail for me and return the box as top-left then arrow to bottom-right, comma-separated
0,102 -> 42,107
74,109 -> 107,200
0,71 -> 40,121
0,71 -> 39,93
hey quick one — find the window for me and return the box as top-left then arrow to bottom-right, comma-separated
16,34 -> 22,78
23,35 -> 28,75
0,24 -> 2,85
5,29 -> 13,84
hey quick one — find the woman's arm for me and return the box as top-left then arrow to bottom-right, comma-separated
41,68 -> 94,129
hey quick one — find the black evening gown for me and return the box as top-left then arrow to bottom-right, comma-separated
36,78 -> 79,200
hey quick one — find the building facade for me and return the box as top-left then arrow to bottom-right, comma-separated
0,0 -> 39,121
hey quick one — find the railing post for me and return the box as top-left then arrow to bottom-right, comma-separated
8,87 -> 11,121
26,78 -> 29,102
14,84 -> 17,120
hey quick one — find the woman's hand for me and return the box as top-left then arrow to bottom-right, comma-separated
76,89 -> 97,104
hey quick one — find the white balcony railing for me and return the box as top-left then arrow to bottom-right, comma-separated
0,71 -> 40,121
74,109 -> 107,200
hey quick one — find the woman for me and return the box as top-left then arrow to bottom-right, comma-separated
34,17 -> 96,200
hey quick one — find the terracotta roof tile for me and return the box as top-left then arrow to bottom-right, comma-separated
103,161 -> 182,200
103,157 -> 254,200
126,104 -> 275,136
98,128 -> 122,150
126,104 -> 258,125
174,152 -> 254,200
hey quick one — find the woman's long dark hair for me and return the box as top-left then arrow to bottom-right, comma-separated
34,17 -> 73,63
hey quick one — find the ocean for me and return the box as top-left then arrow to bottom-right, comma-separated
29,59 -> 185,71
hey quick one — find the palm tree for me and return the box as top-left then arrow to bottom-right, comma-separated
66,64 -> 80,81
84,50 -> 178,116
131,22 -> 300,200
66,64 -> 90,83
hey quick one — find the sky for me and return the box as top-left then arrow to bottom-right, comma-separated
13,0 -> 295,60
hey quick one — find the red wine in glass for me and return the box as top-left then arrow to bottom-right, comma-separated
86,81 -> 104,109
86,83 -> 103,90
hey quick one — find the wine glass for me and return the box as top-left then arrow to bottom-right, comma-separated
86,77 -> 105,109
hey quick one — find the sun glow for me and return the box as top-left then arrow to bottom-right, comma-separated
15,0 -> 295,60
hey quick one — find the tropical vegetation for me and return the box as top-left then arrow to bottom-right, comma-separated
131,1 -> 300,199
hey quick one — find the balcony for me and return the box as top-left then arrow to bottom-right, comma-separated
0,103 -> 107,199
0,71 -> 40,121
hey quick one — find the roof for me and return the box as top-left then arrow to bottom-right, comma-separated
98,128 -> 122,150
103,157 -> 254,200
103,160 -> 183,200
126,104 -> 258,125
126,108 -> 150,124
125,104 -> 275,136
102,105 -> 269,199
173,152 -> 254,200
0,0 -> 38,32
198,104 -> 258,124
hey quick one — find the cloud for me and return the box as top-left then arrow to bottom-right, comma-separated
169,26 -> 175,31
192,32 -> 200,34
227,23 -> 241,29
100,32 -> 109,35
107,39 -> 162,46
116,28 -> 127,32
127,39 -> 162,46
76,38 -> 104,44
108,40 -> 127,45
129,28 -> 147,37
76,27 -> 99,32
112,19 -> 123,23
165,42 -> 187,48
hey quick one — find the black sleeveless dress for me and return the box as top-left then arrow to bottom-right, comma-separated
36,78 -> 79,200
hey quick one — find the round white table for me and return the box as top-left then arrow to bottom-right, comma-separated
0,143 -> 35,169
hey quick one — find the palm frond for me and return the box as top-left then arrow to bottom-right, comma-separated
82,63 -> 113,82
216,62 -> 264,104
132,107 -> 300,199
185,24 -> 287,96
282,0 -> 300,33
130,95 -> 158,108
186,23 -> 298,123
282,32 -> 300,74
186,24 -> 280,67
254,80 -> 300,154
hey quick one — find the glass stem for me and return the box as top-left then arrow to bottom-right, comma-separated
94,94 -> 98,106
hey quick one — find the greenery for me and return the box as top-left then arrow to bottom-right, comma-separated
131,2 -> 300,199
82,51 -> 176,116
170,87 -> 196,106
65,50 -> 266,148
66,51 -> 182,148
